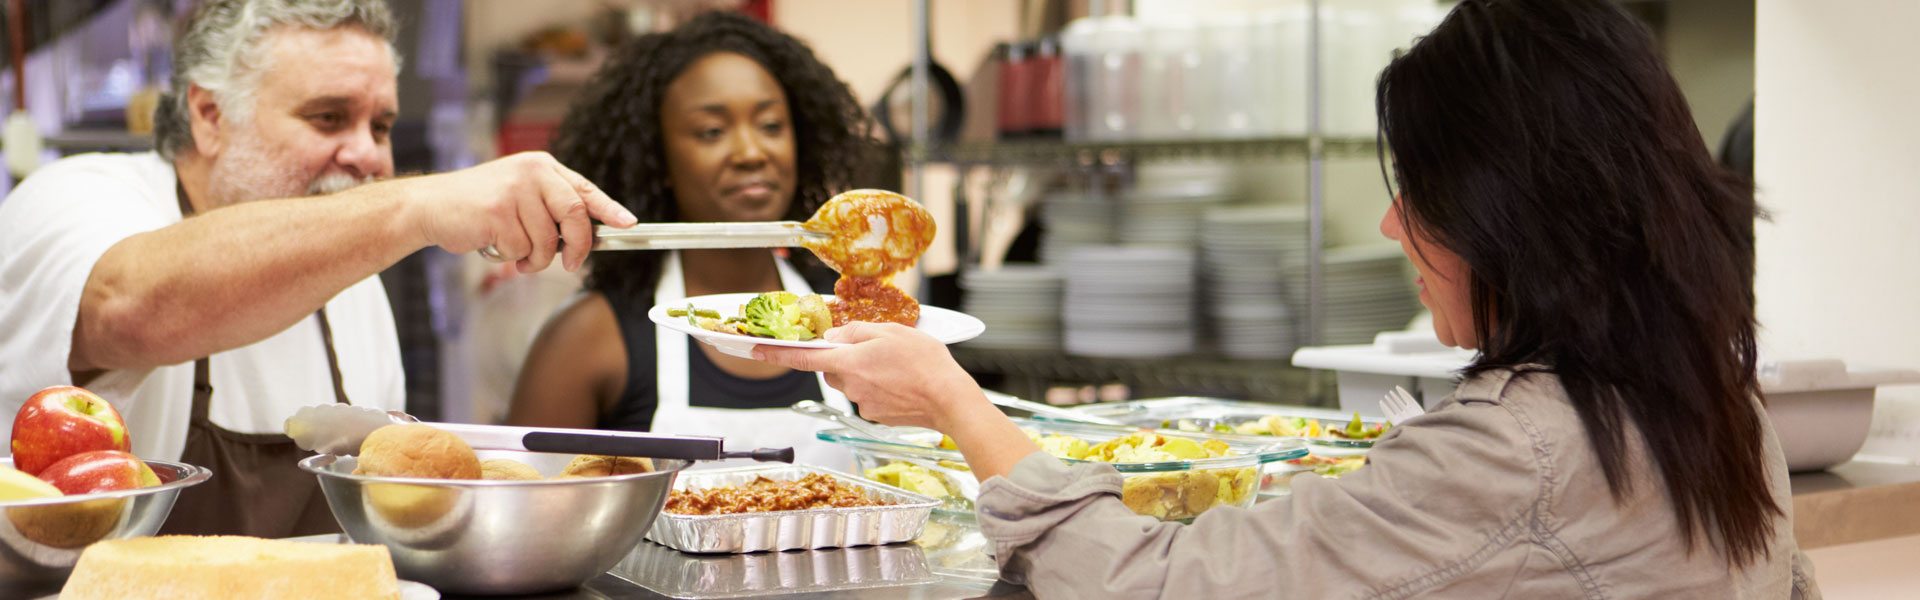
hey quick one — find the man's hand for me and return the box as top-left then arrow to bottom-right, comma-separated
403,152 -> 637,273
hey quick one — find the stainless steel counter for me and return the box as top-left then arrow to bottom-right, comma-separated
297,513 -> 1031,599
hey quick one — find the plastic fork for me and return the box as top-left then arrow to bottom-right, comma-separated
1379,386 -> 1426,424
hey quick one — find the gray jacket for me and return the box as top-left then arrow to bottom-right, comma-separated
977,368 -> 1819,599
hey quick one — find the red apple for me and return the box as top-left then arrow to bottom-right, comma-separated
35,450 -> 159,495
11,386 -> 129,475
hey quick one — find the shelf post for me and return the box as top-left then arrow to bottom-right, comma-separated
1305,0 -> 1326,349
909,0 -> 931,204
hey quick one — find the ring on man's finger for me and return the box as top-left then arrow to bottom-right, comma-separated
478,245 -> 507,262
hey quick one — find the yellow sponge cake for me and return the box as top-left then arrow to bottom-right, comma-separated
60,536 -> 401,599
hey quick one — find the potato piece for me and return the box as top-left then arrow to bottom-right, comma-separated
1121,477 -> 1169,519
1180,471 -> 1220,516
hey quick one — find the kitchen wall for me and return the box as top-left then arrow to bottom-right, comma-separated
1754,0 -> 1920,458
1664,0 -> 1755,157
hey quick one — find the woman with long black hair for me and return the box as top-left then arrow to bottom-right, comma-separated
507,12 -> 871,466
753,0 -> 1819,597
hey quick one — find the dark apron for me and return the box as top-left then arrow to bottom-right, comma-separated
156,181 -> 348,538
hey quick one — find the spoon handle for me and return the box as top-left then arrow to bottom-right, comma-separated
984,391 -> 1130,426
791,400 -> 914,444
479,221 -> 829,262
592,221 -> 828,251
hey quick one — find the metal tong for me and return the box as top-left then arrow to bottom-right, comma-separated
593,221 -> 828,251
285,403 -> 794,463
480,221 -> 829,261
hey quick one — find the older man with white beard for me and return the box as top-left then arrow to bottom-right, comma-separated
0,0 -> 634,537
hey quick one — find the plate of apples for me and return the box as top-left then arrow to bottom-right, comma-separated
0,386 -> 210,589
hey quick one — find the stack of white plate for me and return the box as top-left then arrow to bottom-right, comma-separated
1039,192 -> 1115,266
1063,246 -> 1198,358
959,266 -> 1065,350
1200,206 -> 1309,359
1116,181 -> 1231,246
1282,244 -> 1421,345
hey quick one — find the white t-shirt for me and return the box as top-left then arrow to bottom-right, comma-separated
0,152 -> 405,462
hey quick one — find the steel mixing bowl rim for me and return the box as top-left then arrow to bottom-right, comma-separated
0,457 -> 211,508
299,453 -> 689,487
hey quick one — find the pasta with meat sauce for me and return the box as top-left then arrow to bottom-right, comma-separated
664,473 -> 892,515
802,190 -> 934,327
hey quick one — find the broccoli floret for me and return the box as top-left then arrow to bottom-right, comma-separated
740,292 -> 816,341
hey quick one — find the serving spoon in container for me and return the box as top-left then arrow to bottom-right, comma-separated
285,403 -> 793,463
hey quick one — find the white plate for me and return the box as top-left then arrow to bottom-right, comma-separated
400,580 -> 439,600
649,293 -> 985,359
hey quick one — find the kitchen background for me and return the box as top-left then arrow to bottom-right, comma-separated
0,0 -> 1911,465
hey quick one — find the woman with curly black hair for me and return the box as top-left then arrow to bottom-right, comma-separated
507,12 -> 869,466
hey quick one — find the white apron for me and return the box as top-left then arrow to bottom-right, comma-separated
654,251 -> 856,471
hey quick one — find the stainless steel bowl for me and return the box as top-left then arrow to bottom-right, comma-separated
0,457 -> 210,594
301,449 -> 688,596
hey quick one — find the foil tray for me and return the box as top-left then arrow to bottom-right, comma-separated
614,534 -> 937,598
646,465 -> 939,554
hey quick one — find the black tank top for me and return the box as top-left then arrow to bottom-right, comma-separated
599,284 -> 829,432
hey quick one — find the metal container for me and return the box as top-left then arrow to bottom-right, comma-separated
0,458 -> 210,594
615,529 -> 937,598
647,465 -> 938,554
821,419 -> 1307,522
301,450 -> 688,596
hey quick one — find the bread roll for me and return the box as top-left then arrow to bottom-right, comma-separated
557,455 -> 653,478
480,458 -> 542,481
354,424 -> 481,480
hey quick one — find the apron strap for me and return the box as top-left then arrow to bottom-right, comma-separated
190,357 -> 215,422
314,308 -> 351,406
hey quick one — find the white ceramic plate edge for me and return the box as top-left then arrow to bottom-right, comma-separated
648,293 -> 985,358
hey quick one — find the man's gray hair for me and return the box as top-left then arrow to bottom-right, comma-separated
154,0 -> 400,159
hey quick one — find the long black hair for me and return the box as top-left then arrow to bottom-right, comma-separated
1377,0 -> 1775,565
552,11 -> 869,304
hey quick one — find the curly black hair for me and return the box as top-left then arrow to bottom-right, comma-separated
552,11 -> 870,304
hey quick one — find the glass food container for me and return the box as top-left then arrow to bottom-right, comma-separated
1050,397 -> 1392,498
1051,397 -> 1394,449
818,419 -> 1307,522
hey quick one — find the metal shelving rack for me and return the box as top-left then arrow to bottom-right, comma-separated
905,0 -> 1347,406
920,137 -> 1376,167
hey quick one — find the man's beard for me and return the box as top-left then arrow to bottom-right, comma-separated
206,128 -> 375,205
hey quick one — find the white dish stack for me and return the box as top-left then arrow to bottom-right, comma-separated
1283,244 -> 1421,345
959,267 -> 1066,351
1039,192 -> 1115,266
1200,206 -> 1309,359
1063,246 -> 1197,358
1116,181 -> 1230,246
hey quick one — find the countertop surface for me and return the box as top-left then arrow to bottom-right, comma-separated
1788,459 -> 1920,549
285,460 -> 1920,597
298,513 -> 1032,600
